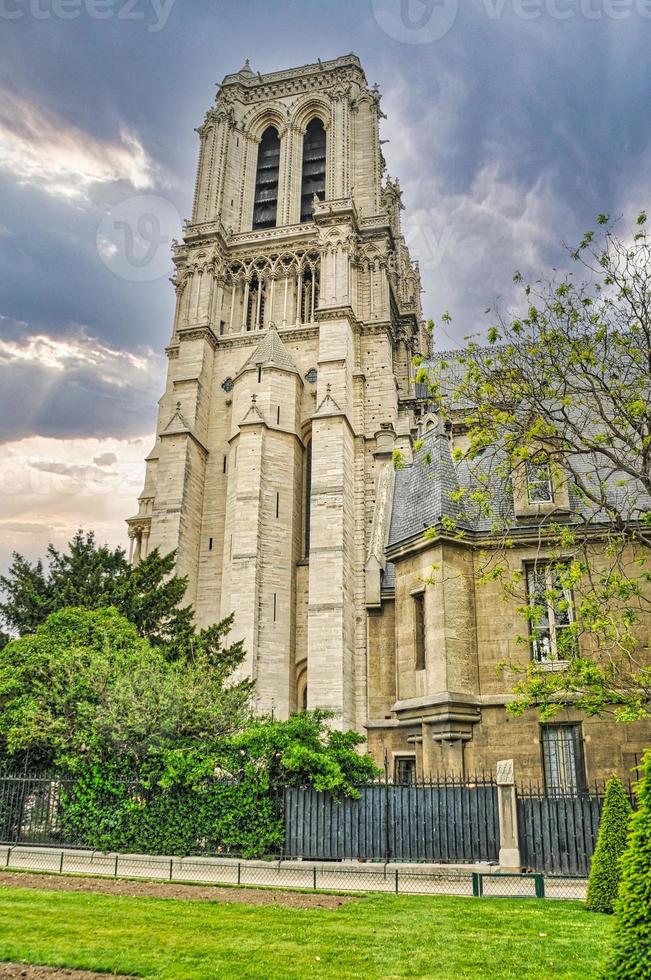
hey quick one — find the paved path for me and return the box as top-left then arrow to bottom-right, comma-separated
0,844 -> 586,900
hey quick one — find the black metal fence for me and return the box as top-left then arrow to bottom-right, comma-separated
0,770 -> 627,878
284,774 -> 499,863
517,789 -> 603,876
0,773 -> 70,846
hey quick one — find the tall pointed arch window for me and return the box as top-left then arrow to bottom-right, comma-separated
253,126 -> 280,230
300,266 -> 320,323
300,118 -> 326,222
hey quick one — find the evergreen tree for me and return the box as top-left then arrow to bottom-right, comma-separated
0,530 -> 194,657
586,775 -> 632,913
0,606 -> 251,772
604,750 -> 651,977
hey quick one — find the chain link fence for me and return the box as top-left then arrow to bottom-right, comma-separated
0,844 -> 587,900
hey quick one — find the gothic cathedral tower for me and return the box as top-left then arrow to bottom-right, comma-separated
128,55 -> 426,730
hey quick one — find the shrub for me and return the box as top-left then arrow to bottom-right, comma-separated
586,775 -> 632,913
59,762 -> 284,859
604,750 -> 651,978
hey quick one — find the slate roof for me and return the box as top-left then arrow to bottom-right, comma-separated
239,327 -> 300,376
387,424 -> 650,551
388,424 -> 471,548
389,349 -> 651,543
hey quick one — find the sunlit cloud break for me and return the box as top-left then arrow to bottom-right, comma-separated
0,330 -> 152,387
0,86 -> 158,202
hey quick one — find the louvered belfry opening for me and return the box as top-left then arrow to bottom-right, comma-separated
300,118 -> 326,222
252,126 -> 280,230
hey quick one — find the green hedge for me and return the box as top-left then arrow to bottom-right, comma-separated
59,768 -> 283,859
586,775 -> 632,913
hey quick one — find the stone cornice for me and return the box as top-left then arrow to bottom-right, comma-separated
385,519 -> 633,564
313,196 -> 359,229
315,304 -> 362,332
176,325 -> 219,351
217,323 -> 319,351
218,55 -> 366,102
228,224 -> 318,250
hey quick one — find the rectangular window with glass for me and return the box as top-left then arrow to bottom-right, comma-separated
526,460 -> 554,503
413,591 -> 426,671
541,724 -> 586,796
394,756 -> 417,785
526,563 -> 575,663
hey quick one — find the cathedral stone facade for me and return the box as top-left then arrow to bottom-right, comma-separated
130,55 -> 648,788
129,54 -> 425,731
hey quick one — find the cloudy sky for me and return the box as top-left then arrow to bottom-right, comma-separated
0,0 -> 649,572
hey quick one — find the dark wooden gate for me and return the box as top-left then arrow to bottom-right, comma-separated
284,778 -> 499,863
517,792 -> 604,875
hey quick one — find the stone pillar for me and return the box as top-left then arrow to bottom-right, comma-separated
497,759 -> 521,869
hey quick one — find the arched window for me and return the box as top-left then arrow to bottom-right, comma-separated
300,118 -> 326,222
246,274 -> 265,331
304,438 -> 312,556
253,126 -> 280,230
300,266 -> 319,323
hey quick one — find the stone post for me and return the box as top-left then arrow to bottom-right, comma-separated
496,759 -> 521,869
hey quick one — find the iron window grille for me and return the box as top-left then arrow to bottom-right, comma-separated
541,724 -> 587,797
394,756 -> 417,785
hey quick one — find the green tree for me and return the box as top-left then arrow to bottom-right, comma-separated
0,530 -> 194,657
586,775 -> 633,913
221,711 -> 380,797
605,750 -> 651,977
0,606 -> 251,772
56,712 -> 380,858
0,630 -> 10,652
418,212 -> 651,720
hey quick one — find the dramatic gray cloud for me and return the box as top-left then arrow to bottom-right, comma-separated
0,0 -> 649,569
0,321 -> 164,443
0,84 -> 159,202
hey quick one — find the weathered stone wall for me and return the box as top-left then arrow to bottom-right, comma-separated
129,55 -> 423,728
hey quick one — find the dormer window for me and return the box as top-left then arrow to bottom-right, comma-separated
526,460 -> 554,504
253,126 -> 280,230
300,118 -> 326,222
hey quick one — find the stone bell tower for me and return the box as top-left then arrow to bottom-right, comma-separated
128,54 -> 426,728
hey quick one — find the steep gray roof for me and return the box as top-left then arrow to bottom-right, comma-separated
239,326 -> 300,376
387,427 -> 649,550
388,424 -> 472,547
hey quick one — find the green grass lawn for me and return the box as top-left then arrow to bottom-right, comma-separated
0,884 -> 612,979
